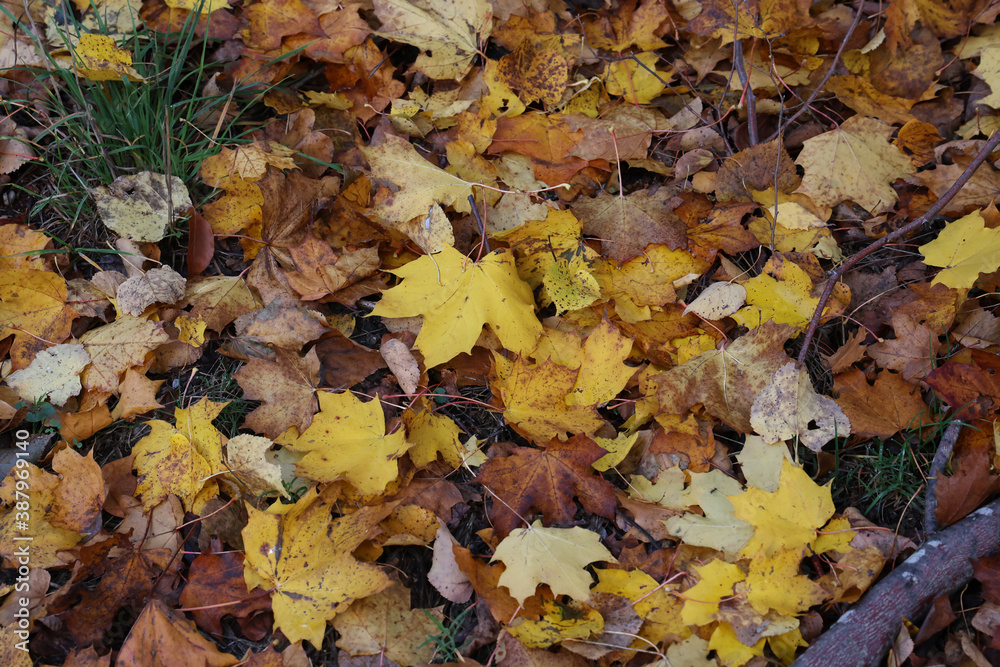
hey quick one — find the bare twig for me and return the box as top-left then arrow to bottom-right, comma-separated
797,128 -> 1000,363
732,40 -> 758,146
468,194 -> 490,254
765,1 -> 865,143
924,421 -> 963,534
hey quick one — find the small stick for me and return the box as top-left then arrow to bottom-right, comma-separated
468,194 -> 490,255
733,39 -> 758,146
765,1 -> 865,143
924,421 -> 963,534
797,128 -> 1000,363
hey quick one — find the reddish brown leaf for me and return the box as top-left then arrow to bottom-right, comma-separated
936,444 -> 1000,527
58,545 -> 181,647
924,350 -> 1000,420
184,207 -> 214,277
972,554 -> 1000,605
314,330 -> 388,390
179,550 -> 272,639
475,434 -> 617,537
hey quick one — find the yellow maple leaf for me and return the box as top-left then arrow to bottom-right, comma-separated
919,209 -> 1000,291
164,0 -> 228,15
199,142 -> 297,186
0,451 -> 101,568
0,269 -> 77,369
362,133 -> 473,248
174,398 -> 228,473
132,421 -> 214,511
593,568 -> 689,645
403,403 -> 465,469
666,636 -> 716,667
680,559 -> 745,626
490,520 -> 617,604
506,598 -> 603,648
276,391 -> 410,496
603,52 -> 671,104
542,253 -> 602,313
496,209 -> 598,286
664,470 -> 754,559
371,246 -> 542,368
71,34 -> 144,82
242,489 -> 392,648
729,460 -> 835,558
746,547 -> 827,616
978,44 -> 1000,108
372,0 -> 492,80
201,175 -> 264,236
492,354 -> 604,442
225,434 -> 289,499
731,255 -> 818,331
565,318 -> 635,407
597,245 -> 710,310
709,622 -> 766,667
794,115 -> 915,214
495,208 -> 601,312
591,431 -> 639,471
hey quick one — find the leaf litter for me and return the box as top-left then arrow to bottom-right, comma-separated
3,0 -> 1000,664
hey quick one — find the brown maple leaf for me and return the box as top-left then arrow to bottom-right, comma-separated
936,437 -> 1000,527
573,188 -> 688,263
235,348 -> 321,438
834,369 -> 929,438
925,350 -> 1000,420
475,435 -> 618,537
244,170 -> 328,304
652,321 -> 795,432
179,549 -> 273,640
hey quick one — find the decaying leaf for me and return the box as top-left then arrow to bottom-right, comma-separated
93,172 -> 193,242
750,362 -> 852,451
4,343 -> 89,406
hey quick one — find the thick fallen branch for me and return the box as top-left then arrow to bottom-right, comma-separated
792,495 -> 1000,667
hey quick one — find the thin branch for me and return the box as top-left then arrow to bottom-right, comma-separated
765,1 -> 865,143
797,128 -> 1000,363
924,421 -> 963,534
733,39 -> 758,146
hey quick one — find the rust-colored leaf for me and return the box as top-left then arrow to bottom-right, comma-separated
476,435 -> 618,537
